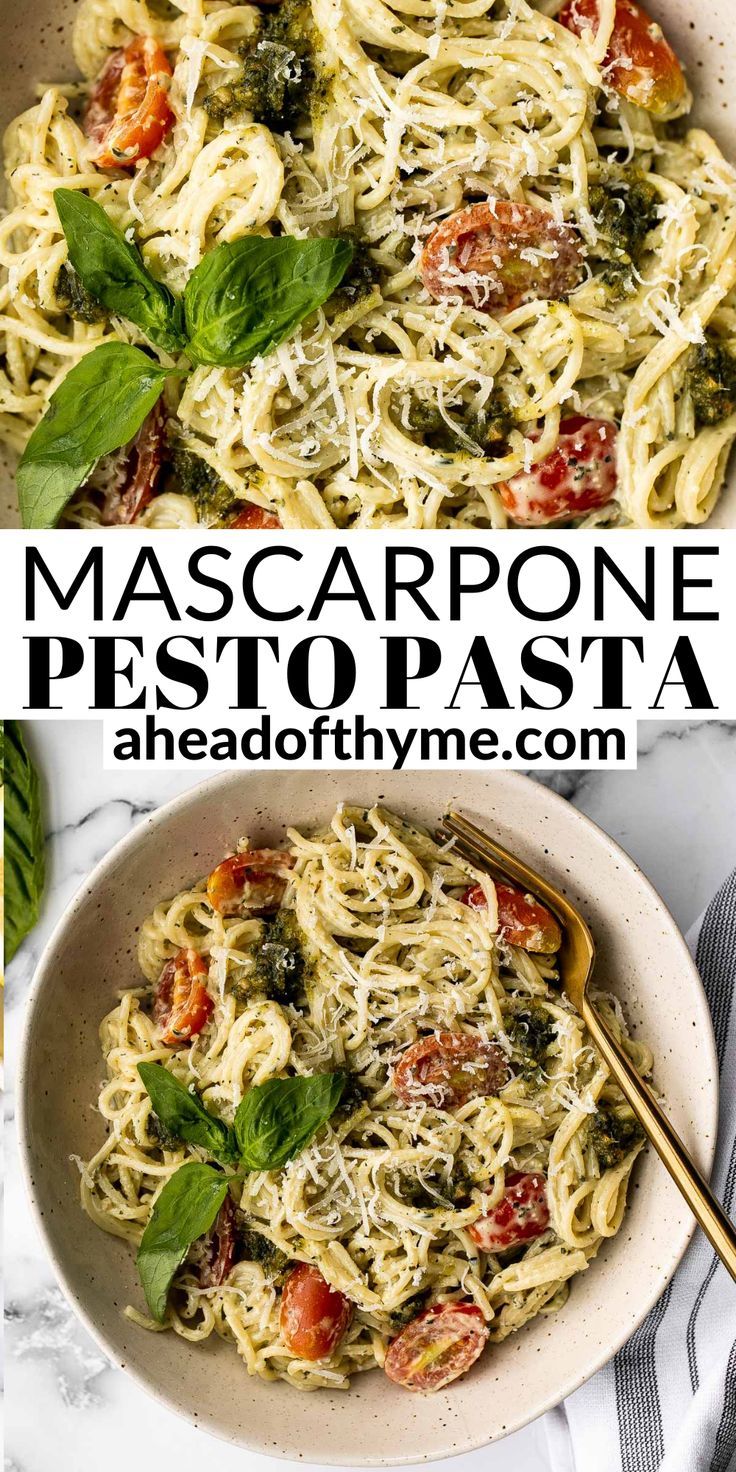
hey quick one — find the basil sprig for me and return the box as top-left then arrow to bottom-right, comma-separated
138,1064 -> 346,1173
234,1073 -> 346,1171
137,1162 -> 229,1322
19,197 -> 354,526
184,235 -> 354,367
4,721 -> 45,963
135,1068 -> 345,1317
54,190 -> 186,354
16,343 -> 172,529
138,1063 -> 238,1165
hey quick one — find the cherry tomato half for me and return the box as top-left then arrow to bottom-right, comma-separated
153,947 -> 213,1046
558,0 -> 687,118
393,1031 -> 509,1110
231,504 -> 281,529
200,1196 -> 237,1288
468,1171 -> 550,1252
280,1263 -> 353,1361
384,1302 -> 489,1392
420,200 -> 584,314
462,883 -> 562,954
498,416 -> 617,526
99,401 -> 166,525
206,849 -> 294,917
86,36 -> 175,169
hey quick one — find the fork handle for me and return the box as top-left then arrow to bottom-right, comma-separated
582,998 -> 736,1280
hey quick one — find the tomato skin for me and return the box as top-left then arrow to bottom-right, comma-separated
280,1264 -> 353,1361
384,1302 -> 489,1392
153,947 -> 213,1046
200,1196 -> 237,1287
231,504 -> 281,529
468,1171 -> 550,1252
498,416 -> 617,527
206,849 -> 294,916
393,1031 -> 509,1109
462,883 -> 561,954
86,37 -> 174,169
99,402 -> 166,525
558,0 -> 687,118
420,200 -> 583,314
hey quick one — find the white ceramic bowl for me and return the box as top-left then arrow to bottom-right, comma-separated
1,0 -> 735,526
18,769 -> 718,1463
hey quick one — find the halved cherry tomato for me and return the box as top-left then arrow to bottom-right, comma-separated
153,947 -> 214,1046
498,416 -> 617,526
558,0 -> 687,118
99,401 -> 166,525
384,1302 -> 489,1392
206,849 -> 294,917
462,882 -> 562,954
85,37 -> 174,169
231,504 -> 281,529
393,1031 -> 509,1110
200,1196 -> 237,1288
468,1171 -> 550,1252
280,1263 -> 353,1361
420,201 -> 584,314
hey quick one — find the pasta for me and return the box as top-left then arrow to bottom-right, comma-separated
77,804 -> 651,1391
2,0 -> 736,528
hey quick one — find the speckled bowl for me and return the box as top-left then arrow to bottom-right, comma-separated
18,770 -> 718,1462
1,0 -> 736,525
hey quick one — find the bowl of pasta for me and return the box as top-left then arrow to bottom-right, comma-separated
18,769 -> 717,1460
2,0 -> 736,529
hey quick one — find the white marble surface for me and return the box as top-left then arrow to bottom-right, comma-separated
5,719 -> 736,1472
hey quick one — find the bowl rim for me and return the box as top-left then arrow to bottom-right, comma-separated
16,768 -> 720,1464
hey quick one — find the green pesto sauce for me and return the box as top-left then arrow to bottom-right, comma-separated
588,1106 -> 645,1169
204,0 -> 318,132
589,170 -> 659,296
685,336 -> 736,427
164,448 -> 236,522
55,263 -> 108,325
332,1071 -> 371,1122
507,1005 -> 557,1084
238,1221 -> 290,1279
405,391 -> 514,458
249,910 -> 307,1006
390,1158 -> 476,1211
329,233 -> 383,313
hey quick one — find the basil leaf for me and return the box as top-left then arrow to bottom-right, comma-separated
4,721 -> 45,964
184,235 -> 353,367
55,190 -> 186,354
138,1063 -> 238,1165
17,342 -> 172,529
234,1073 -> 345,1172
137,1162 -> 229,1323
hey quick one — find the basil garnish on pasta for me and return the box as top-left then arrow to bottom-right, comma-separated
138,1063 -> 238,1165
134,1070 -> 345,1320
137,1163 -> 230,1323
16,343 -> 173,528
4,720 -> 45,963
234,1073 -> 346,1171
54,190 -> 186,355
184,235 -> 354,367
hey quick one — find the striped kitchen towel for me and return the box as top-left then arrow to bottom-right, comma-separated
545,868 -> 736,1472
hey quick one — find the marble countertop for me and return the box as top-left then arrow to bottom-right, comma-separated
6,719 -> 736,1472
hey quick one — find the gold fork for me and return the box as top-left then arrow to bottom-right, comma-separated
437,808 -> 736,1280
